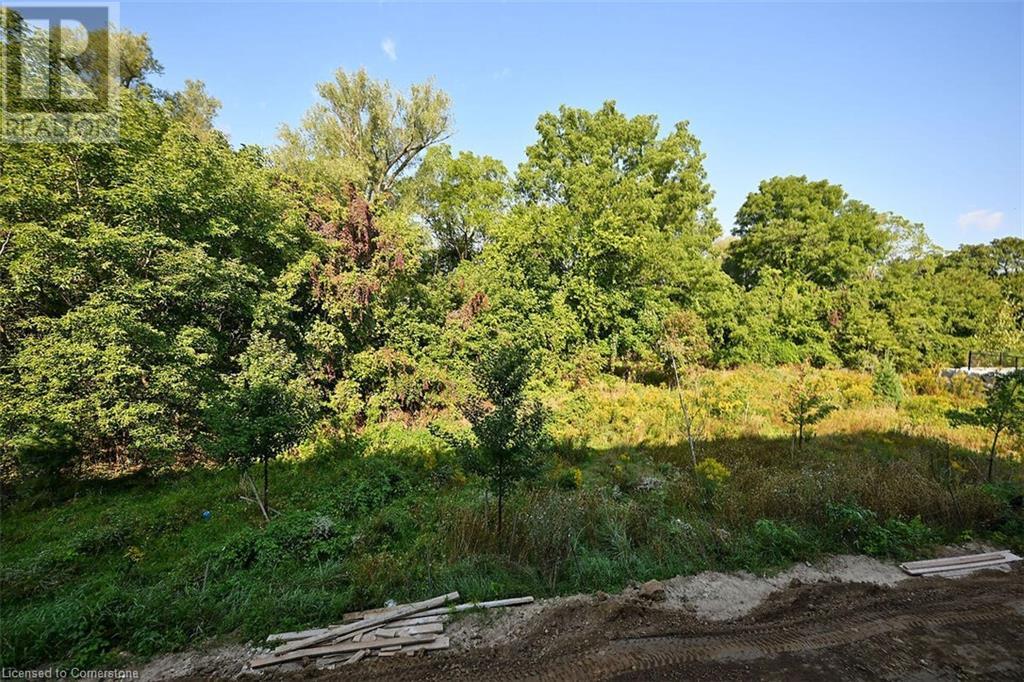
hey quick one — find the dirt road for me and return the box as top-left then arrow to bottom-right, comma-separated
284,566 -> 1023,681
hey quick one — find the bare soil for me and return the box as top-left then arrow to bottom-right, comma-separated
143,557 -> 1024,681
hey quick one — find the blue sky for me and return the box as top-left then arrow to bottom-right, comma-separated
121,1 -> 1022,249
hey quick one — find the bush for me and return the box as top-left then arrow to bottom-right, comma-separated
553,465 -> 584,490
872,359 -> 904,407
825,501 -> 936,559
695,457 -> 731,487
742,519 -> 812,568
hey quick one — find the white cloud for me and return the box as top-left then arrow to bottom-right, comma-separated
381,37 -> 397,62
957,209 -> 1005,232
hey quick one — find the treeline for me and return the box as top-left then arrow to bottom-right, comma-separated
1,33 -> 1021,478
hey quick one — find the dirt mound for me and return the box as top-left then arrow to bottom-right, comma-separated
659,554 -> 907,621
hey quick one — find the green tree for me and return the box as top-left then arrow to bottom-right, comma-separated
112,29 -> 164,87
206,334 -> 320,516
463,340 -> 549,537
277,68 -> 451,205
945,237 -> 1024,333
872,358 -> 904,407
783,365 -> 837,449
949,371 -> 1024,482
502,101 -> 719,361
718,271 -> 837,367
0,86 -> 309,475
167,79 -> 221,134
725,176 -> 895,289
415,144 -> 509,272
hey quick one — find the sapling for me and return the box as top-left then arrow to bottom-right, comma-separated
658,310 -> 711,469
783,364 -> 837,449
463,340 -> 549,538
206,334 -> 319,519
872,357 -> 904,408
949,370 -> 1024,482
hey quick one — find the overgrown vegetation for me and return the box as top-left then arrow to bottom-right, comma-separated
2,43 -> 1022,481
3,369 -> 1023,669
949,371 -> 1024,482
1,16 -> 1022,671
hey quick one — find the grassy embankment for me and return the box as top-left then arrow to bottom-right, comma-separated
2,366 -> 1022,669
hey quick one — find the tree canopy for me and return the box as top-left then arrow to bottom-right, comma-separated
725,175 -> 897,288
1,61 -> 1020,480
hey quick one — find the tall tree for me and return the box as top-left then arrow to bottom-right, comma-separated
725,176 -> 895,288
415,144 -> 509,272
277,68 -> 452,205
0,86 -> 309,475
945,237 -> 1024,334
504,101 -> 719,359
167,79 -> 222,134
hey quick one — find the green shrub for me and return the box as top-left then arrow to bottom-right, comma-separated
553,465 -> 584,490
825,501 -> 936,559
872,359 -> 904,407
743,519 -> 812,568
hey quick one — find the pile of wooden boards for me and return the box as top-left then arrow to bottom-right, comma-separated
251,592 -> 533,669
900,550 -> 1022,576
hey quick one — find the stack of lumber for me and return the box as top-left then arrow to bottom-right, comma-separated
900,550 -> 1021,576
251,592 -> 533,669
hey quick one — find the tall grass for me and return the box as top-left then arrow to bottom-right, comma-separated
2,366 -> 1021,669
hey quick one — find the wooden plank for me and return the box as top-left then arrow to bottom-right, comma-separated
315,656 -> 343,669
267,614 -> 449,642
409,596 -> 535,620
901,551 -> 1009,572
404,635 -> 450,655
313,647 -> 369,669
388,614 -> 448,627
342,595 -> 533,622
270,591 -> 458,657
901,551 -> 1019,574
276,629 -> 377,653
250,633 -> 440,668
373,622 -> 444,638
903,554 -> 1020,576
909,559 -> 1015,575
342,606 -> 399,623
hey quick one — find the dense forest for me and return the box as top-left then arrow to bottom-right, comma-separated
1,32 -> 1021,481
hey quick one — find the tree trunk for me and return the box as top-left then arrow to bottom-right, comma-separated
262,455 -> 269,514
671,355 -> 698,470
495,455 -> 505,552
497,488 -> 504,538
988,427 -> 1001,483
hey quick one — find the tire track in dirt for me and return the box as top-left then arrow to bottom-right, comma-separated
522,604 -> 1016,681
294,569 -> 1024,682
